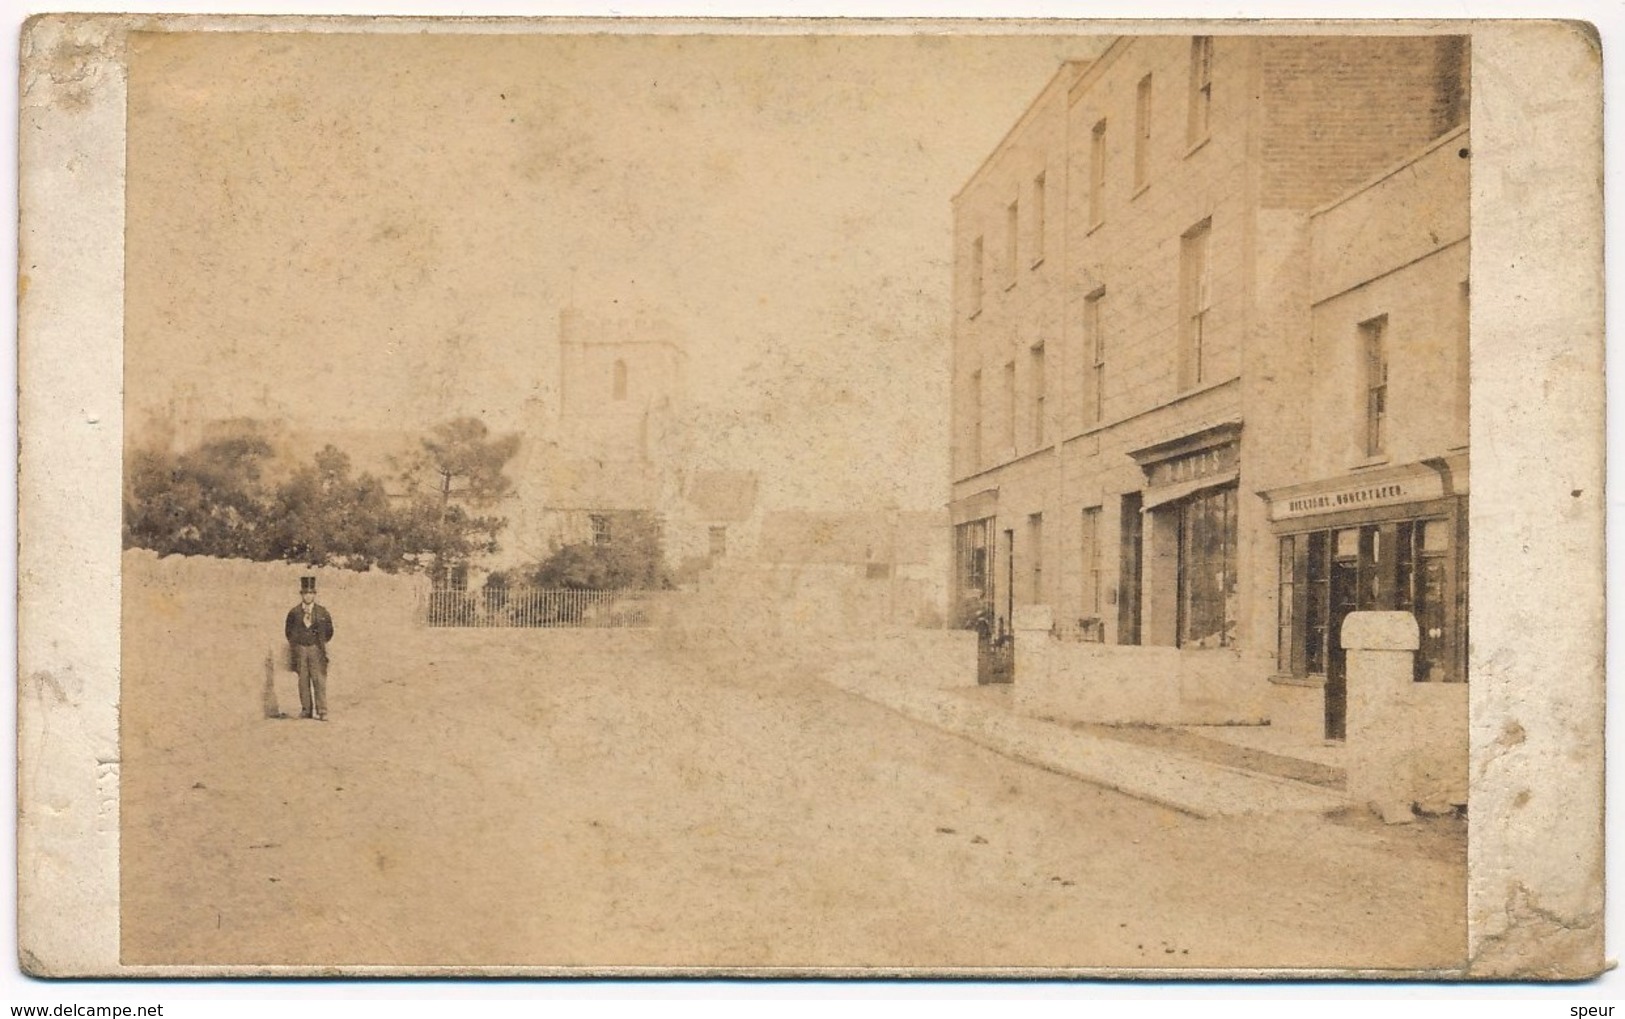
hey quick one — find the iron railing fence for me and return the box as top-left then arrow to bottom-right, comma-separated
424,586 -> 660,628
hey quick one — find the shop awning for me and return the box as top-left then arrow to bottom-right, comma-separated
1140,469 -> 1240,512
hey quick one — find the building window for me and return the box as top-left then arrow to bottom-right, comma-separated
1005,200 -> 1020,284
590,514 -> 612,546
1081,506 -> 1103,626
1089,119 -> 1107,228
1085,288 -> 1106,425
954,518 -> 994,629
1455,280 -> 1470,447
969,235 -> 984,317
1031,171 -> 1047,266
1277,535 -> 1295,669
968,368 -> 983,470
1362,315 -> 1389,457
1030,342 -> 1046,448
1028,512 -> 1044,604
1177,484 -> 1237,649
1179,219 -> 1213,390
708,525 -> 727,559
1278,518 -> 1462,683
1003,360 -> 1017,450
612,359 -> 628,400
1134,74 -> 1153,190
1188,36 -> 1213,147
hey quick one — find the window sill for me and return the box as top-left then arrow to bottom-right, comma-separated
1269,673 -> 1327,689
1131,181 -> 1150,201
1185,134 -> 1211,159
968,309 -> 982,321
1086,218 -> 1104,237
1030,256 -> 1045,271
1004,280 -> 1018,293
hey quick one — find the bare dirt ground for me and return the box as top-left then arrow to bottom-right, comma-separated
120,617 -> 1466,972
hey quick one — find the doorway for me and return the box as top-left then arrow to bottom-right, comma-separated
1118,493 -> 1143,645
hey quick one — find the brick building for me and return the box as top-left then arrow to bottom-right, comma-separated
948,35 -> 1469,739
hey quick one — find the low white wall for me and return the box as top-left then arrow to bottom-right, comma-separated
1013,639 -> 1271,725
1265,680 -> 1326,741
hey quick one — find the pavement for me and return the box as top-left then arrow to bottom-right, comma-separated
820,667 -> 1350,820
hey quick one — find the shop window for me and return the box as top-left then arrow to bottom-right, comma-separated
1278,515 -> 1461,682
1277,536 -> 1295,668
1177,485 -> 1237,648
1304,530 -> 1330,674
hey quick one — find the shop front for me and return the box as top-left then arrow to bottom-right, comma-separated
1262,456 -> 1468,740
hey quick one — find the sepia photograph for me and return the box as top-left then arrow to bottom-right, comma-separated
15,14 -> 1607,981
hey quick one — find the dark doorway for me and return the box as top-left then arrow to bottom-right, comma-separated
1118,493 -> 1143,645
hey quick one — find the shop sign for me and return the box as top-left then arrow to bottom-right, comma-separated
1270,472 -> 1445,521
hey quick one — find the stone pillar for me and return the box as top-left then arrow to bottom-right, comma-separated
1342,611 -> 1419,823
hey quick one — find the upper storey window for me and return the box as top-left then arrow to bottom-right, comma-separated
1188,37 -> 1213,148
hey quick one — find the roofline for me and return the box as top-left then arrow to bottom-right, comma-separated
951,57 -> 1096,205
1065,35 -> 1134,105
1308,123 -> 1470,219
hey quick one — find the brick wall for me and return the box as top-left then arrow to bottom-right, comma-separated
1261,36 -> 1468,209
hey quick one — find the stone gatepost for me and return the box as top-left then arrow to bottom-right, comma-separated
1342,611 -> 1419,823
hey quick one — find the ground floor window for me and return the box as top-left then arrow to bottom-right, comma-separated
1177,484 -> 1238,649
1277,509 -> 1464,682
953,518 -> 994,629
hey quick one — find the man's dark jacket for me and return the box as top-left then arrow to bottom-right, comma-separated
285,603 -> 335,664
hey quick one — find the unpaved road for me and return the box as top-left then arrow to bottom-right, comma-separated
121,623 -> 1465,971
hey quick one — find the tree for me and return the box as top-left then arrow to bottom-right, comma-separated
395,417 -> 520,576
528,511 -> 672,590
405,417 -> 522,525
123,418 -> 522,575
123,435 -> 276,559
263,445 -> 409,571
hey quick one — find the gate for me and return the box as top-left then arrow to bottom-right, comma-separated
975,620 -> 1014,685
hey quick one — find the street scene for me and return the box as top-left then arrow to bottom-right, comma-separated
116,28 -> 1471,972
120,564 -> 1463,970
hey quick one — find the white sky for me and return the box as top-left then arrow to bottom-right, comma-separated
125,30 -> 1111,509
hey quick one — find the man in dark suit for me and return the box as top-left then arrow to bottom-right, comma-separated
285,575 -> 335,720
